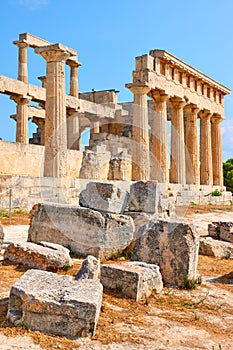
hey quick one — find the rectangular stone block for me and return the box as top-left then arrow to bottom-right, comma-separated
101,261 -> 163,301
7,269 -> 103,337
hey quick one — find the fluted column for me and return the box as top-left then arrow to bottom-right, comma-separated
67,109 -> 80,150
184,105 -> 200,185
170,98 -> 186,184
89,119 -> 100,147
199,110 -> 213,186
211,114 -> 223,186
150,91 -> 169,182
14,41 -> 28,83
35,44 -> 72,178
11,96 -> 30,143
128,85 -> 150,180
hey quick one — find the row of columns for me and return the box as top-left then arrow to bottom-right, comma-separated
128,85 -> 223,187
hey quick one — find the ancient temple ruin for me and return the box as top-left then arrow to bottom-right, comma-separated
0,33 -> 231,208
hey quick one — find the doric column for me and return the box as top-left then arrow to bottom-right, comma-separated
184,104 -> 200,185
170,98 -> 186,184
199,110 -> 213,186
11,96 -> 30,143
127,85 -> 150,181
67,109 -> 80,150
14,41 -> 28,83
211,114 -> 223,186
150,91 -> 169,183
35,44 -> 72,178
38,76 -> 46,88
33,117 -> 45,146
67,60 -> 80,97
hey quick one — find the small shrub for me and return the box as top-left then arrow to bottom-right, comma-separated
190,201 -> 197,206
211,189 -> 221,197
224,251 -> 231,260
63,264 -> 71,272
116,284 -> 123,292
20,319 -> 29,330
184,276 -> 202,290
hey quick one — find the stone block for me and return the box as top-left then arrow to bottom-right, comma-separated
131,220 -> 199,288
101,261 -> 163,301
0,224 -> 4,250
7,269 -> 103,337
4,241 -> 73,271
28,203 -> 135,260
127,181 -> 158,213
79,182 -> 129,214
75,255 -> 100,281
208,222 -> 233,243
199,237 -> 233,259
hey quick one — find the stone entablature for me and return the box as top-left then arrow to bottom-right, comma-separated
131,50 -> 230,115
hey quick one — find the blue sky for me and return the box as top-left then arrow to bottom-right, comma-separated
0,0 -> 232,160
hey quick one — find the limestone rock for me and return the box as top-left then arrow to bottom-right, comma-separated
79,182 -> 129,214
7,269 -> 103,337
131,220 -> 199,288
28,203 -> 135,260
208,222 -> 233,243
4,241 -> 73,271
199,237 -> 233,259
75,255 -> 100,281
101,261 -> 163,301
79,146 -> 111,180
0,224 -> 4,250
127,181 -> 158,213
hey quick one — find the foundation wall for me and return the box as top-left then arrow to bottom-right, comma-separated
0,140 -> 83,179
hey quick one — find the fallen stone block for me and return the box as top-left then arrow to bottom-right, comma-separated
131,220 -> 199,288
28,203 -> 135,260
208,222 -> 233,243
7,269 -> 103,337
75,255 -> 100,281
101,261 -> 163,301
199,237 -> 233,259
127,181 -> 158,213
0,224 -> 4,250
4,241 -> 73,270
79,182 -> 129,214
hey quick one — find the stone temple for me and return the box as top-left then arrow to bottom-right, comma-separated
0,33 -> 231,209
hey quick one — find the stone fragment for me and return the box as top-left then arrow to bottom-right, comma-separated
208,222 -> 233,243
127,181 -> 158,213
199,237 -> 233,259
79,146 -> 111,180
7,269 -> 103,337
131,220 -> 199,288
79,182 -> 129,214
101,261 -> 163,301
0,224 -> 4,250
4,241 -> 73,271
75,255 -> 100,281
28,203 -> 135,260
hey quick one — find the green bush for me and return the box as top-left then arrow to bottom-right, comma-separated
223,158 -> 233,193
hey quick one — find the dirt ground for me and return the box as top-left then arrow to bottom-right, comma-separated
0,205 -> 233,349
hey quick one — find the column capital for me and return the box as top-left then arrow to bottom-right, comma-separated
184,104 -> 200,115
38,76 -> 46,88
198,109 -> 212,120
126,84 -> 150,96
211,113 -> 224,124
169,97 -> 186,109
149,90 -> 169,103
10,95 -> 31,105
66,59 -> 82,68
35,43 -> 74,62
13,40 -> 28,49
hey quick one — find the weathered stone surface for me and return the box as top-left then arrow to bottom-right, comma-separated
28,203 -> 135,260
208,222 -> 233,243
3,241 -> 73,270
131,220 -> 199,287
0,224 -> 4,250
79,146 -> 111,180
199,237 -> 233,259
7,269 -> 103,337
76,255 -> 100,281
79,182 -> 129,214
101,261 -> 163,301
127,181 -> 158,213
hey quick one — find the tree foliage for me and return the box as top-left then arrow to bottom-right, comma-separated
223,158 -> 233,193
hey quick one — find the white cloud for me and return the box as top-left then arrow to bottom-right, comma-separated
18,0 -> 49,11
